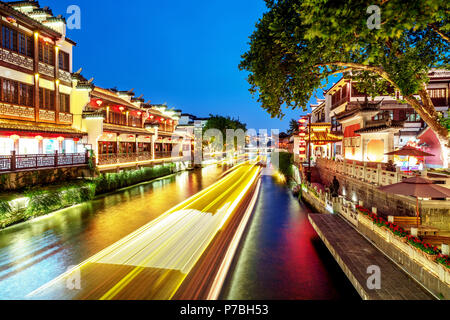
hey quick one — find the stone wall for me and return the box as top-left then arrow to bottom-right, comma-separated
0,167 -> 92,191
316,164 -> 450,231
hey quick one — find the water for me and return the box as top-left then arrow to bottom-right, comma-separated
221,173 -> 360,300
0,165 -> 230,299
0,163 -> 359,300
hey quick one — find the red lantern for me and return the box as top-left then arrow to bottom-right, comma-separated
299,132 -> 306,137
299,118 -> 307,124
299,126 -> 306,131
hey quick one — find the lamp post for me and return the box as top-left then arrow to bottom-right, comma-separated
307,114 -> 312,183
299,115 -> 312,183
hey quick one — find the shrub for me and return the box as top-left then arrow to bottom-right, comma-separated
407,235 -> 440,255
92,164 -> 175,195
0,200 -> 12,218
25,191 -> 62,217
271,151 -> 294,179
437,254 -> 450,269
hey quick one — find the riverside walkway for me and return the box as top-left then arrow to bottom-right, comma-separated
308,214 -> 435,300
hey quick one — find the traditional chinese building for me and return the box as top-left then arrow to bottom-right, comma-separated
321,70 -> 449,168
0,1 -> 88,173
70,72 -> 191,171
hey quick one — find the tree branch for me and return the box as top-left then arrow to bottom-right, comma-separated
314,62 -> 449,141
429,23 -> 450,43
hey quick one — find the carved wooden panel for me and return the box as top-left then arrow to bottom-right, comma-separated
39,109 -> 56,122
58,69 -> 72,83
59,112 -> 73,124
0,103 -> 35,120
38,62 -> 55,77
0,48 -> 33,70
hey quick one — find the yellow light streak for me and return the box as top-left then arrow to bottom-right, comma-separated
27,163 -> 261,300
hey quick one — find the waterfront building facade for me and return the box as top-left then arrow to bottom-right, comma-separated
296,70 -> 450,169
0,1 -> 88,173
70,72 -> 192,171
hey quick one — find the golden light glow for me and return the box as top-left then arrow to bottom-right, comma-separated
10,135 -> 20,141
28,162 -> 261,300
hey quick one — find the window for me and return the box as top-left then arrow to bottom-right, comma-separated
58,51 -> 70,71
19,138 -> 39,155
39,88 -> 55,110
406,111 -> 421,122
19,83 -> 33,107
59,93 -> 70,113
1,25 -> 33,57
1,79 -> 18,104
39,41 -> 55,65
2,26 -> 16,51
1,78 -> 33,106
0,138 -> 14,155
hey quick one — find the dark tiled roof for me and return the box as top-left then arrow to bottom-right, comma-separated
354,123 -> 403,134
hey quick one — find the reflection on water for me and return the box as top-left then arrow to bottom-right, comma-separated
0,165 -> 229,299
221,174 -> 360,300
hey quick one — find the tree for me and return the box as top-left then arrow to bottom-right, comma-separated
287,118 -> 299,136
203,114 -> 247,151
240,0 -> 450,166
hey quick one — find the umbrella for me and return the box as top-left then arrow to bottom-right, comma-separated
385,146 -> 434,171
379,177 -> 450,227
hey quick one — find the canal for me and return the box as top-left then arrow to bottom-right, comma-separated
0,164 -> 231,299
221,167 -> 360,300
0,162 -> 359,300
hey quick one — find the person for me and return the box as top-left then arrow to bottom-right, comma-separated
330,176 -> 340,197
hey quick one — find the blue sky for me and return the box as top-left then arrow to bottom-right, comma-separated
41,0 -> 337,132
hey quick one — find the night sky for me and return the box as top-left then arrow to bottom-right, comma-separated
40,0 -> 338,132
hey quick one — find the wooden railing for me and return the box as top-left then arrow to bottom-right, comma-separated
0,151 -> 88,173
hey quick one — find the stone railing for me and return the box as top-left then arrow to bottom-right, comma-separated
316,158 -> 449,187
300,182 -> 450,298
357,211 -> 450,298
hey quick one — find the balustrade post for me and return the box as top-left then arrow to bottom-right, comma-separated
363,161 -> 367,182
376,163 -> 382,186
55,150 -> 59,167
395,166 -> 401,182
11,150 -> 16,172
